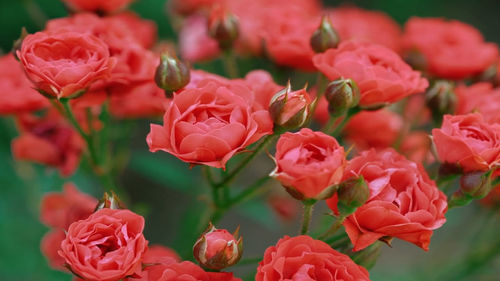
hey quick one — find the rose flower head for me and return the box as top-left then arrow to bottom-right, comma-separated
432,113 -> 500,172
61,0 -> 135,14
327,149 -> 447,251
271,128 -> 346,200
313,41 -> 428,107
17,31 -> 115,99
256,235 -> 370,281
193,223 -> 243,270
59,208 -> 148,281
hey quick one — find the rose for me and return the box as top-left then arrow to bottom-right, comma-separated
327,149 -> 447,251
61,0 -> 134,13
0,54 -> 48,115
147,79 -> 273,169
402,17 -> 499,79
455,82 -> 500,124
126,245 -> 180,281
262,9 -> 319,70
40,183 -> 98,229
169,0 -> 223,15
328,6 -> 402,52
271,128 -> 346,200
136,261 -> 241,281
313,41 -> 428,107
40,229 -> 66,270
111,12 -> 157,49
400,131 -> 434,164
269,85 -> 312,129
12,111 -> 84,176
256,235 -> 370,281
193,225 -> 242,270
432,113 -> 500,172
344,109 -> 403,150
60,208 -> 148,281
18,31 -> 114,99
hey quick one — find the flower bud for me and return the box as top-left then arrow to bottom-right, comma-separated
207,5 -> 239,50
12,27 -> 29,61
325,78 -> 360,117
155,52 -> 191,98
425,80 -> 456,123
310,16 -> 340,53
449,171 -> 493,207
95,191 -> 125,211
193,223 -> 243,270
349,242 -> 382,270
337,176 -> 370,216
269,82 -> 312,130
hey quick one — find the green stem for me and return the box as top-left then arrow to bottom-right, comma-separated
227,176 -> 271,208
319,215 -> 346,239
222,49 -> 239,78
300,202 -> 315,235
322,116 -> 337,133
215,134 -> 276,189
330,107 -> 361,137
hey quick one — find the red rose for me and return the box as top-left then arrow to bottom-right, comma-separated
12,111 -> 84,176
110,81 -> 169,119
327,149 -> 447,251
147,78 -> 273,168
179,15 -> 221,62
61,0 -> 134,13
455,82 -> 500,124
0,54 -> 48,115
169,0 -> 223,15
138,261 -> 241,281
432,113 -> 500,172
60,208 -> 148,281
328,6 -> 402,52
107,46 -> 157,88
262,10 -> 318,70
41,229 -> 66,270
344,109 -> 403,150
240,70 -> 282,111
110,12 -> 157,49
271,128 -> 346,200
126,245 -> 180,281
313,41 -> 428,107
256,235 -> 370,281
402,17 -> 499,79
18,31 -> 114,99
40,183 -> 98,229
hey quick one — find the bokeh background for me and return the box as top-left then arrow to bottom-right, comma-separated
0,0 -> 499,280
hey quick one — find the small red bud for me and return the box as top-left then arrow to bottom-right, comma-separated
193,223 -> 243,270
155,52 -> 190,98
269,82 -> 312,130
449,171 -> 493,207
310,16 -> 340,53
207,5 -> 239,50
324,78 -> 360,117
337,176 -> 370,216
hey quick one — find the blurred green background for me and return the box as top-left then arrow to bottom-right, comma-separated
0,0 -> 499,281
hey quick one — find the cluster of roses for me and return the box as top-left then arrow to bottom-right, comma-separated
1,0 -> 500,280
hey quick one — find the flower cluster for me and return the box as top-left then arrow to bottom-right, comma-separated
1,0 -> 500,280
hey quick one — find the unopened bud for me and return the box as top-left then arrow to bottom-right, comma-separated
310,16 -> 340,53
12,27 -> 29,61
193,223 -> 243,270
155,52 -> 190,98
404,50 -> 427,72
449,171 -> 493,207
325,78 -> 360,117
425,80 -> 456,122
269,82 -> 312,130
337,176 -> 370,216
207,5 -> 239,50
95,191 -> 125,211
349,242 -> 382,270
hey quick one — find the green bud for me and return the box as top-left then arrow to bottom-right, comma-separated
325,78 -> 360,117
208,6 -> 239,50
337,176 -> 370,216
154,52 -> 190,98
310,16 -> 340,53
425,80 -> 456,123
449,171 -> 493,207
269,81 -> 312,130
